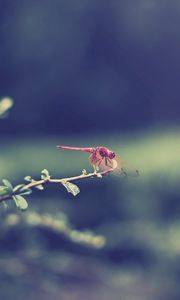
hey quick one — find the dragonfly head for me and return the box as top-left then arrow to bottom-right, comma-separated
98,147 -> 116,159
109,151 -> 115,159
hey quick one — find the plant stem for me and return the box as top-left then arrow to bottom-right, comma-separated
25,170 -> 111,189
0,169 -> 112,203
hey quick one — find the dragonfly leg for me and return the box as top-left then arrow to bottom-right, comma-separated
92,158 -> 104,173
105,158 -> 114,169
93,164 -> 99,173
97,159 -> 103,167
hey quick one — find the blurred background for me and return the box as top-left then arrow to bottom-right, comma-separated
1,0 -> 180,299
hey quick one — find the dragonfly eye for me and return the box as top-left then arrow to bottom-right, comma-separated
99,151 -> 106,157
110,152 -> 115,159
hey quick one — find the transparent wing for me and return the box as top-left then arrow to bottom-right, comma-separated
89,153 -> 139,177
97,157 -> 118,173
113,156 -> 139,177
97,156 -> 139,177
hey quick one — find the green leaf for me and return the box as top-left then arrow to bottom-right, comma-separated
19,189 -> 32,196
0,97 -> 13,117
13,184 -> 25,192
0,186 -> 10,196
13,195 -> 28,211
2,179 -> 13,191
34,184 -> 44,190
96,173 -> 102,178
82,169 -> 88,175
62,181 -> 80,196
13,184 -> 32,196
41,169 -> 50,180
24,176 -> 33,182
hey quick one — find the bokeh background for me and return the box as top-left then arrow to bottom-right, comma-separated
1,1 -> 180,299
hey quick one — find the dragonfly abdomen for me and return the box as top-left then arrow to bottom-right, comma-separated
57,145 -> 94,153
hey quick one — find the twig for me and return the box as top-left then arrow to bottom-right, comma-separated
0,169 -> 113,203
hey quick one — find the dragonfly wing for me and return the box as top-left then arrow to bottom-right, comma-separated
99,156 -> 138,177
95,157 -> 117,172
89,152 -> 139,177
114,156 -> 139,177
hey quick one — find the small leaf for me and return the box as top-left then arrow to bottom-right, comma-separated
41,169 -> 50,180
19,189 -> 32,196
34,184 -> 44,190
0,186 -> 10,196
62,181 -> 80,196
13,195 -> 28,211
82,169 -> 88,175
96,173 -> 102,178
2,179 -> 13,191
0,97 -> 13,117
24,176 -> 33,182
13,184 -> 25,193
13,185 -> 32,196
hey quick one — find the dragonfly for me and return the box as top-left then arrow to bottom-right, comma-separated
57,145 -> 139,177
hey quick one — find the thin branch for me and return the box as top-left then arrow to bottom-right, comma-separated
0,194 -> 13,202
0,169 -> 113,203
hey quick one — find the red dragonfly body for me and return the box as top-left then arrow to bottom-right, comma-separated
57,145 -> 139,176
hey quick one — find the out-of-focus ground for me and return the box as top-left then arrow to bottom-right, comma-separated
1,129 -> 180,300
